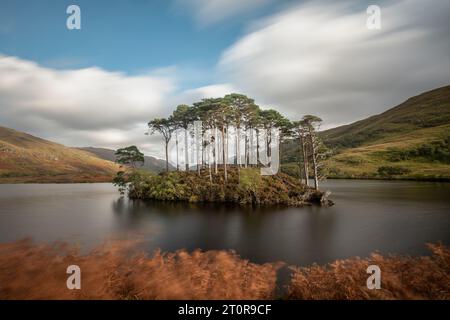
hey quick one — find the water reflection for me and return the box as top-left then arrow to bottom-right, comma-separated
0,180 -> 449,265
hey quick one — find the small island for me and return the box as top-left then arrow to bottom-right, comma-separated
123,168 -> 332,206
111,94 -> 333,207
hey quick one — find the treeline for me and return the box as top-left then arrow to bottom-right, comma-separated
147,93 -> 328,190
384,138 -> 450,163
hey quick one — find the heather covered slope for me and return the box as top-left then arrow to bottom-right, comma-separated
0,126 -> 120,183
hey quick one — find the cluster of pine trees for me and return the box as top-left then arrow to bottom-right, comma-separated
148,93 -> 328,190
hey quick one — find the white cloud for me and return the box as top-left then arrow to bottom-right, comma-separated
181,83 -> 238,102
219,0 -> 450,127
0,55 -> 239,158
173,0 -> 273,25
0,55 -> 175,155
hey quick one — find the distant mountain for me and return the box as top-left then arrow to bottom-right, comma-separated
0,127 -> 120,183
282,86 -> 450,180
78,147 -> 172,173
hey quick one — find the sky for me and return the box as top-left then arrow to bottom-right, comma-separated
0,0 -> 449,158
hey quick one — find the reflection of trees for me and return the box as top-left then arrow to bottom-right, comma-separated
110,197 -> 338,266
111,197 -> 127,215
112,197 -> 149,216
296,206 -> 338,265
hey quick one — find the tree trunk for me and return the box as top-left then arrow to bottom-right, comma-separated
165,141 -> 169,172
214,127 -> 218,174
297,138 -> 303,183
184,127 -> 189,171
175,131 -> 179,171
244,131 -> 248,168
308,133 -> 319,190
208,151 -> 212,184
202,131 -> 206,168
256,128 -> 260,166
279,133 -> 283,169
222,126 -> 227,181
197,139 -> 201,176
300,135 -> 309,186
197,126 -> 201,175
266,129 -> 272,166
236,127 -> 240,181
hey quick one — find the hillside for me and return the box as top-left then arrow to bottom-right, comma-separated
322,85 -> 450,149
78,147 -> 171,173
282,86 -> 450,180
0,126 -> 120,183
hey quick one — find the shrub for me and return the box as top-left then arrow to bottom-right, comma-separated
335,156 -> 364,165
1,240 -> 448,300
287,243 -> 450,300
0,240 -> 278,300
384,138 -> 450,164
377,166 -> 411,176
124,167 -> 322,206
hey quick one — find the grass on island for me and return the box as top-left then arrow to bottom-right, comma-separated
125,167 -> 330,206
0,239 -> 448,300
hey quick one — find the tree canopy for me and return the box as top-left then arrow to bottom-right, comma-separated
144,93 -> 328,188
115,145 -> 144,168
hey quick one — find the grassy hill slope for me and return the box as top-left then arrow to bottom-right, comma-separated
0,126 -> 120,183
78,147 -> 172,173
325,124 -> 450,180
282,85 -> 450,180
322,85 -> 450,149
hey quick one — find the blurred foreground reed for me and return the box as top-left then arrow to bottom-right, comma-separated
0,239 -> 448,300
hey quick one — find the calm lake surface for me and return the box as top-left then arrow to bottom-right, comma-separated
0,180 -> 449,266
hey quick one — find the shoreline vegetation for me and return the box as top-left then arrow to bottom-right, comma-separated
0,239 -> 448,300
118,167 -> 333,207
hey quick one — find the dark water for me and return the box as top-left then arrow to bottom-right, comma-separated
0,180 -> 449,266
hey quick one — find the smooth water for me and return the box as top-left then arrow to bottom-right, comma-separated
0,180 -> 449,266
